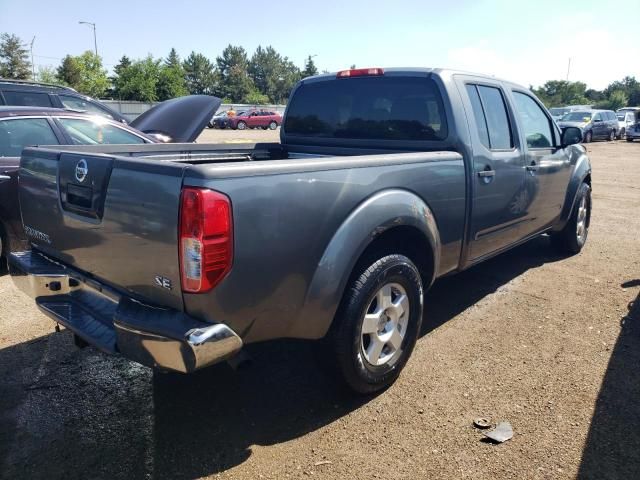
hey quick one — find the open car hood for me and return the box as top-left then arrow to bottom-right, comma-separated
130,95 -> 221,143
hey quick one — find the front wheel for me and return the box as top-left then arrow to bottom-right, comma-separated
608,129 -> 616,141
329,254 -> 423,394
627,136 -> 634,142
236,121 -> 247,130
269,121 -> 278,130
551,182 -> 591,254
617,128 -> 625,140
584,131 -> 593,143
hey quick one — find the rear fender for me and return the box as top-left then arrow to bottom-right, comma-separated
290,189 -> 440,339
553,145 -> 592,232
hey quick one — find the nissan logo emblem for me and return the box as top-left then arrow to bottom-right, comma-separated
75,159 -> 88,183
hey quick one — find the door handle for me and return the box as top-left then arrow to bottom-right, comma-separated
525,161 -> 539,174
477,166 -> 495,184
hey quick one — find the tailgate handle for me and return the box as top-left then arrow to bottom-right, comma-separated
66,184 -> 93,209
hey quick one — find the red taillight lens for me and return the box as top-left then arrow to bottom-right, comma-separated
336,68 -> 384,78
179,187 -> 233,293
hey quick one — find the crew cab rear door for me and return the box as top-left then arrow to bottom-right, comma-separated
456,76 -> 527,261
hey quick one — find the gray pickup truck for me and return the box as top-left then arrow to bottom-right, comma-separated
9,68 -> 591,393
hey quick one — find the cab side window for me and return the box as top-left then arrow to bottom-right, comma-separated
512,92 -> 553,149
465,84 -> 513,150
57,117 -> 145,145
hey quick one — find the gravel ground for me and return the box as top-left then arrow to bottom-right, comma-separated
197,127 -> 280,144
0,140 -> 639,480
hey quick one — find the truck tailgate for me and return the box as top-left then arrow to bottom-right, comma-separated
19,147 -> 186,310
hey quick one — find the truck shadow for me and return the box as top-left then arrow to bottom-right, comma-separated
576,280 -> 640,479
0,235 -> 567,479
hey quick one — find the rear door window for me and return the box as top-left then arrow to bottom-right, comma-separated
2,90 -> 53,107
58,94 -> 114,119
284,76 -> 447,141
465,84 -> 491,149
476,85 -> 513,150
0,118 -> 60,157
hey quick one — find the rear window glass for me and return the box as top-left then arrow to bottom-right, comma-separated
284,76 -> 447,141
2,90 -> 53,107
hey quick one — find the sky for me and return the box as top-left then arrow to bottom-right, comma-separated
1,0 -> 638,90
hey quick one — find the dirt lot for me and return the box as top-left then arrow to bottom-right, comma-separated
197,127 -> 279,144
1,139 -> 639,480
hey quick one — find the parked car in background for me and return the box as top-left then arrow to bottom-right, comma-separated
228,109 -> 282,130
0,79 -> 128,124
0,95 -> 218,270
616,111 -> 637,139
549,105 -> 593,122
558,109 -> 618,142
209,110 -> 237,129
8,67 -> 591,394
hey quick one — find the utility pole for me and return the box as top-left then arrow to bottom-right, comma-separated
30,36 -> 36,80
566,57 -> 571,81
79,21 -> 98,56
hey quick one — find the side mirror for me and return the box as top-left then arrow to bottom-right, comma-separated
561,127 -> 582,147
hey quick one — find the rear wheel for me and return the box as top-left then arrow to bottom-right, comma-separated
608,129 -> 615,141
584,131 -> 592,143
329,254 -> 423,394
627,137 -> 634,142
269,121 -> 278,130
552,182 -> 591,254
236,121 -> 247,130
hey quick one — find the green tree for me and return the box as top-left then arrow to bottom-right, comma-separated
57,52 -> 108,97
248,46 -> 301,103
37,66 -> 63,84
595,90 -> 628,111
157,49 -> 188,100
604,76 -> 640,106
301,55 -> 318,78
243,89 -> 269,105
533,80 -> 589,108
57,55 -> 82,86
217,45 -> 254,103
74,51 -> 109,97
0,33 -> 31,79
113,55 -> 132,78
183,51 -> 217,95
113,55 -> 161,102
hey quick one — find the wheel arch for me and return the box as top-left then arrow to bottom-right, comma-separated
553,147 -> 592,232
289,189 -> 440,339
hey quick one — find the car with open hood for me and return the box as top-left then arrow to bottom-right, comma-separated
0,95 -> 220,269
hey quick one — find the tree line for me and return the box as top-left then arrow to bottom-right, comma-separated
2,31 -> 639,109
532,78 -> 640,111
0,32 -> 319,104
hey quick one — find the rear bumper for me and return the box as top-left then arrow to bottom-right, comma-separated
8,250 -> 242,373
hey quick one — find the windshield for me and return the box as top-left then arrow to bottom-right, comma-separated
550,108 -> 569,116
562,112 -> 592,122
284,76 -> 448,141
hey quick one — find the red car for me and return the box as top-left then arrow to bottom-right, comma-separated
228,109 -> 282,130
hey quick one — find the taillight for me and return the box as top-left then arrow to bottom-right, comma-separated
336,68 -> 384,78
179,187 -> 233,293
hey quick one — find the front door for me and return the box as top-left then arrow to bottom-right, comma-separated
459,79 -> 527,261
510,91 -> 573,234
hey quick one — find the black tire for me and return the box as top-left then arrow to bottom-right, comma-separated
261,126 -> 268,130
207,122 -> 214,129
552,182 -> 591,254
236,121 -> 247,130
627,137 -> 634,142
584,131 -> 592,143
608,129 -> 615,141
329,254 -> 423,394
269,121 -> 278,130
617,128 -> 625,140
